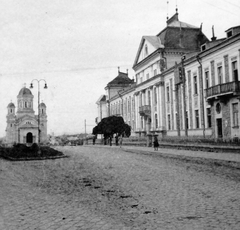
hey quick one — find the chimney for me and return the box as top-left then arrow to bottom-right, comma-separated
211,26 -> 217,41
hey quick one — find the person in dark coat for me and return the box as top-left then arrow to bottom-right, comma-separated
115,135 -> 119,146
153,136 -> 159,151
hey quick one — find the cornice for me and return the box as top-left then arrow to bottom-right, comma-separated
133,48 -> 162,71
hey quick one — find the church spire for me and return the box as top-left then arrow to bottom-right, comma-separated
166,0 -> 169,20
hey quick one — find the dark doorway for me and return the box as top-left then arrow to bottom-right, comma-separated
26,132 -> 33,143
216,119 -> 223,138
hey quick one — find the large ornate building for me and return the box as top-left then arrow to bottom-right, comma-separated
5,86 -> 47,146
96,10 -> 240,143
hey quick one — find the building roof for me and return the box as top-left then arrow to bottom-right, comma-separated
7,102 -> 15,108
157,12 -> 208,50
143,36 -> 164,49
106,71 -> 133,88
39,102 -> 46,108
133,11 -> 209,68
18,87 -> 32,96
96,95 -> 106,104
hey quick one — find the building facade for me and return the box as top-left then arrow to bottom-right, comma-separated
96,11 -> 240,142
5,86 -> 48,146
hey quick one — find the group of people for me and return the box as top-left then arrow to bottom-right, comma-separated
94,134 -> 160,150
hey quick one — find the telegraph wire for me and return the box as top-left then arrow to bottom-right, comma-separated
201,0 -> 239,16
0,64 -> 133,77
219,0 -> 240,9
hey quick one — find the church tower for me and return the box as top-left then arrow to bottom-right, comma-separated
5,85 -> 48,146
6,102 -> 16,144
17,86 -> 35,117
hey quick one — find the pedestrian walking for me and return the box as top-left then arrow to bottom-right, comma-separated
115,135 -> 119,146
109,135 -> 112,146
119,135 -> 123,148
153,136 -> 159,151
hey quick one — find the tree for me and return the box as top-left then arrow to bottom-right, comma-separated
92,116 -> 131,145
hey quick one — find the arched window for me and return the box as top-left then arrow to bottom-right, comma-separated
148,91 -> 151,106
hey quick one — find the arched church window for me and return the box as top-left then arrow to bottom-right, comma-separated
10,109 -> 13,113
25,101 -> 27,108
42,109 -> 44,114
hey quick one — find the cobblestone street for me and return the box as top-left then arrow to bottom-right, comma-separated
0,146 -> 240,230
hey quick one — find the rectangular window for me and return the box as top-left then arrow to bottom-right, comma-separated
195,110 -> 199,128
232,61 -> 238,81
146,73 -> 149,80
154,69 -> 157,76
166,86 -> 170,102
154,88 -> 157,105
207,108 -> 212,128
168,114 -> 171,130
233,103 -> 239,127
155,114 -> 158,129
186,111 -> 189,129
217,66 -> 223,84
205,71 -> 209,89
193,75 -> 198,94
128,100 -> 131,114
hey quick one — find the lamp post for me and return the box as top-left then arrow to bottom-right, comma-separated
30,79 -> 48,145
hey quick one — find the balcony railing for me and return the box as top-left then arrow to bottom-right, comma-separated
139,105 -> 151,117
205,81 -> 240,99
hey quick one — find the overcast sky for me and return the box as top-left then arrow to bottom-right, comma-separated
0,0 -> 239,137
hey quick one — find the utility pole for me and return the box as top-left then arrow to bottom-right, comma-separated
30,79 -> 48,145
84,119 -> 88,145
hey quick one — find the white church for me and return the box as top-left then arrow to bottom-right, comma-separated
5,86 -> 47,146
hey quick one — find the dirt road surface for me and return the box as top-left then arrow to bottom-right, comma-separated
0,146 -> 240,230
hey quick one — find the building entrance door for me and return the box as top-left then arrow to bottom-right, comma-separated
26,132 -> 33,144
216,119 -> 223,138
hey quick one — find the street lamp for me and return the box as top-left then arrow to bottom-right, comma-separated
30,79 -> 48,145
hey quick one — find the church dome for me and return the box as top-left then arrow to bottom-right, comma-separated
7,102 -> 15,108
39,102 -> 46,107
18,87 -> 32,96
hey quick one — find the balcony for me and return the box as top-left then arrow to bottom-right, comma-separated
139,105 -> 151,117
205,81 -> 240,101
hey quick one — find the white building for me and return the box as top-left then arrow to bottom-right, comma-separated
5,86 -> 48,146
97,10 -> 240,143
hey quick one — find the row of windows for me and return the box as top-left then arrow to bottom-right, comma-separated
18,101 -> 32,109
110,98 -> 135,116
205,60 -> 238,89
136,65 -> 159,84
139,88 -> 158,106
166,103 -> 239,131
140,114 -> 159,129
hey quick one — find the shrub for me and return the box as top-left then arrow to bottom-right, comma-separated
31,143 -> 40,152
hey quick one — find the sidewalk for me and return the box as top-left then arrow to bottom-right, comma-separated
123,145 -> 240,163
84,144 -> 240,163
